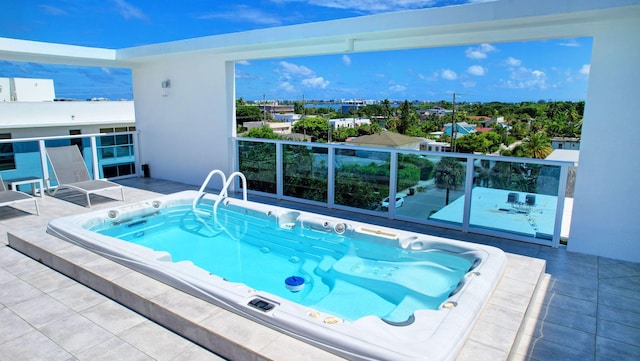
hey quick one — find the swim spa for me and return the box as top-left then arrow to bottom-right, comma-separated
47,190 -> 506,361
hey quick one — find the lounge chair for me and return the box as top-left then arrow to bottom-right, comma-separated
45,145 -> 124,207
0,175 -> 40,215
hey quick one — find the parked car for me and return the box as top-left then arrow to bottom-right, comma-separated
381,196 -> 404,209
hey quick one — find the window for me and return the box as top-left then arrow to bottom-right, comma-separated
0,133 -> 16,171
98,126 -> 135,159
98,126 -> 136,177
69,129 -> 83,155
102,163 -> 135,178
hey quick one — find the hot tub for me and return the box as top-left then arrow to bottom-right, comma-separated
47,190 -> 506,361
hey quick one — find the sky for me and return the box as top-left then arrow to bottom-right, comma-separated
0,0 -> 592,103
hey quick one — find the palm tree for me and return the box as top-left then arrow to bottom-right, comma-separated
523,131 -> 552,159
434,157 -> 465,205
381,99 -> 392,122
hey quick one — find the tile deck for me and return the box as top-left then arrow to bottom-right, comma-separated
0,177 -> 638,360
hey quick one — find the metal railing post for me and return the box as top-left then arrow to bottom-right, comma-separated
552,164 -> 569,248
90,136 -> 100,179
276,142 -> 283,198
38,139 -> 49,189
327,145 -> 335,208
388,150 -> 398,219
462,155 -> 475,233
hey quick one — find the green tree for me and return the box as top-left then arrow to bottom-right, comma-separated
523,131 -> 552,159
293,101 -> 305,114
433,157 -> 465,205
236,105 -> 265,125
244,125 -> 281,139
381,99 -> 392,121
397,100 -> 417,134
292,117 -> 330,141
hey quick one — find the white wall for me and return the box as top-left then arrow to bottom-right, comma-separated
0,101 -> 134,129
568,17 -> 640,262
0,78 -> 10,102
132,54 -> 234,189
11,78 -> 55,101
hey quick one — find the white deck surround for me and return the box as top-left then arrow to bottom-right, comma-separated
1,0 -> 639,262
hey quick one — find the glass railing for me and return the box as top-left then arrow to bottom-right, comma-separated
283,144 -> 328,202
0,131 -> 140,193
235,138 -> 573,247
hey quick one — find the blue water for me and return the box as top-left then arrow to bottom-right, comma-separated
92,205 -> 472,322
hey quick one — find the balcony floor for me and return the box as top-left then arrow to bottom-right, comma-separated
0,177 -> 638,361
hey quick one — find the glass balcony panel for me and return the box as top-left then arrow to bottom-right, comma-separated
403,156 -> 467,225
116,145 -> 131,157
283,144 -> 328,202
395,153 -> 459,223
238,140 -> 276,194
334,148 -> 390,212
100,135 -> 116,147
469,159 -> 561,240
115,134 -> 129,145
0,140 -> 43,193
101,147 -> 115,159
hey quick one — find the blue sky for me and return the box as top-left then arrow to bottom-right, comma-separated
0,0 -> 592,102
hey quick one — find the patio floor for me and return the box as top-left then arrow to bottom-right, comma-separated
1,177 -> 638,360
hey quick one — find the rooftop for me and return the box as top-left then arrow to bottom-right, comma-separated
1,178 -> 639,360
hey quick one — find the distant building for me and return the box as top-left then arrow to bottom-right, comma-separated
348,131 -> 422,150
476,116 -> 505,128
551,137 -> 580,150
419,138 -> 450,152
419,108 -> 452,119
257,103 -> 294,115
244,121 -> 292,134
329,118 -> 371,129
443,122 -> 477,137
273,113 -> 301,122
339,99 -> 376,114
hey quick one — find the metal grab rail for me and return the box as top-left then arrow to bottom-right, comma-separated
190,170 -> 248,241
213,171 -> 248,215
192,169 -> 227,213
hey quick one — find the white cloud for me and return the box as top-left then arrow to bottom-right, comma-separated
462,81 -> 477,88
236,60 -> 251,66
505,56 -> 522,67
198,5 -> 281,26
465,43 -> 497,59
342,55 -> 352,66
279,61 -> 315,78
467,65 -> 486,76
278,81 -> 295,92
389,84 -> 406,92
503,67 -> 547,89
302,77 -> 330,88
579,64 -> 590,75
39,4 -> 67,16
419,72 -> 438,81
277,61 -> 329,90
284,1 -> 451,12
112,0 -> 147,20
441,69 -> 457,80
558,39 -> 581,47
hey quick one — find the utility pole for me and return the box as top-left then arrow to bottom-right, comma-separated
262,93 -> 266,122
302,93 -> 306,140
451,92 -> 457,152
